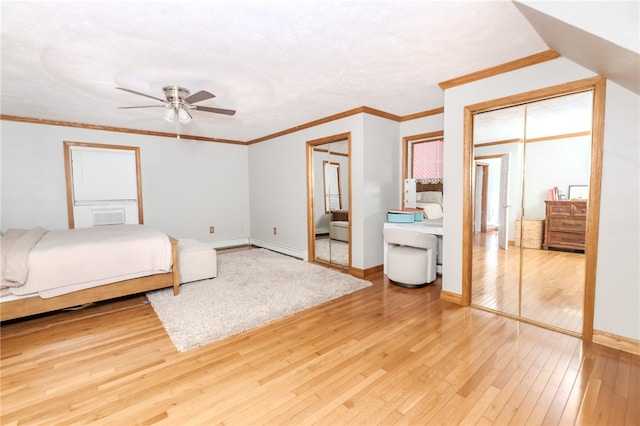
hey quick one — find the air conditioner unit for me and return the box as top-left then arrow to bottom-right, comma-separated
91,208 -> 126,226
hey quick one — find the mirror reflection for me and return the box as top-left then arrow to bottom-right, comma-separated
323,161 -> 342,212
312,140 -> 349,267
471,90 -> 593,334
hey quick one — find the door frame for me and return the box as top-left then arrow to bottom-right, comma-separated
306,132 -> 352,269
461,76 -> 605,341
474,162 -> 488,234
497,153 -> 510,249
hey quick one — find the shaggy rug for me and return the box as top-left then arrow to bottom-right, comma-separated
315,238 -> 349,266
146,248 -> 371,352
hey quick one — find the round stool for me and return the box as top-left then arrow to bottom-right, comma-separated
387,245 -> 431,288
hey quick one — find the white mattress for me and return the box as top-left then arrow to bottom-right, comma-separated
4,224 -> 172,299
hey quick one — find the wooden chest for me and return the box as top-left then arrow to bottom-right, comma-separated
543,200 -> 587,251
515,218 -> 544,249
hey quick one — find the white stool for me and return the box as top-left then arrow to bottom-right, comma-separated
177,239 -> 217,284
384,229 -> 437,288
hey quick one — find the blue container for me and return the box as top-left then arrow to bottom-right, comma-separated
387,212 -> 415,223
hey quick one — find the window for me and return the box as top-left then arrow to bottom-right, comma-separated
412,139 -> 444,179
323,161 -> 342,213
64,141 -> 143,229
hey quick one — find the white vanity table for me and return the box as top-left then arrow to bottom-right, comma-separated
383,221 -> 443,275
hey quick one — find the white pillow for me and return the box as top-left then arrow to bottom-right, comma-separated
416,202 -> 443,219
417,191 -> 443,204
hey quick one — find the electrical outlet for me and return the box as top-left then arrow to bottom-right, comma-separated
209,226 -> 215,234
273,227 -> 277,235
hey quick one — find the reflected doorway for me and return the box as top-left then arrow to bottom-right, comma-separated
306,133 -> 351,269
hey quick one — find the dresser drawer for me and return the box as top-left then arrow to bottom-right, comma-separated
547,231 -> 586,247
573,203 -> 588,217
548,218 -> 586,233
548,203 -> 574,216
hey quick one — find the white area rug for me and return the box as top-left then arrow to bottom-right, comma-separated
315,238 -> 349,266
147,248 -> 371,352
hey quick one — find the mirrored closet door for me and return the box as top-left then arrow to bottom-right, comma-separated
306,135 -> 350,268
471,90 -> 594,335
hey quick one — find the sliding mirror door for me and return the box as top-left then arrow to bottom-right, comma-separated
520,92 -> 592,333
307,135 -> 350,268
471,90 -> 594,335
471,106 -> 524,318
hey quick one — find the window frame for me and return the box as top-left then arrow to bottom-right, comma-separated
411,137 -> 444,180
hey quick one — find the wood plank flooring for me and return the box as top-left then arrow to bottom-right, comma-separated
471,232 -> 584,334
2,249 -> 638,425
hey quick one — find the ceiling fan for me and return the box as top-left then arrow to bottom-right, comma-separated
116,86 -> 236,124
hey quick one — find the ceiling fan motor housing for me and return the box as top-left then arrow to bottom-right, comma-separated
163,86 -> 190,103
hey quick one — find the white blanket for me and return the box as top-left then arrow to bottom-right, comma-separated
1,227 -> 48,294
2,224 -> 172,299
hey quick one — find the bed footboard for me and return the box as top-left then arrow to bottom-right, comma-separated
0,237 -> 180,322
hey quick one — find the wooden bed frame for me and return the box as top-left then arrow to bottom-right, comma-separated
0,238 -> 180,322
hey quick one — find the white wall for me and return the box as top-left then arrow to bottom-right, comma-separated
443,57 -> 640,341
523,136 -> 591,217
516,0 -> 639,53
594,80 -> 640,339
1,121 -> 250,247
248,115 -> 364,263
362,114 -> 401,268
247,112 -> 402,271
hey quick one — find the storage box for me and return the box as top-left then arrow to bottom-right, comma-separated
514,218 -> 544,249
403,208 -> 424,222
387,211 -> 415,223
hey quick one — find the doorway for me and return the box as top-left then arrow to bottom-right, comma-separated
462,77 -> 605,340
306,133 -> 351,269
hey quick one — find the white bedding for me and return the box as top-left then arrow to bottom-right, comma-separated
1,224 -> 172,299
417,202 -> 443,219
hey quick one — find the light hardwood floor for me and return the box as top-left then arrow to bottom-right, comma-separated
1,249 -> 638,425
472,232 -> 585,334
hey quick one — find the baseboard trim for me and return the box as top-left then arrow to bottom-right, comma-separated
593,329 -> 640,356
350,264 -> 382,279
249,238 -> 307,261
206,238 -> 250,250
440,290 -> 463,305
349,267 -> 364,278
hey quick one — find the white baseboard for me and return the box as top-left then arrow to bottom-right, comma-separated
249,238 -> 308,261
205,238 -> 250,250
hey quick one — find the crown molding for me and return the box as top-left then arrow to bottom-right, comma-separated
2,104 -> 444,146
0,115 -> 247,145
439,50 -> 560,90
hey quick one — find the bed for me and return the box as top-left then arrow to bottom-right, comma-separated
0,224 -> 179,322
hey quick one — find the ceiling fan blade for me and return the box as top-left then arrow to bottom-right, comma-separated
184,90 -> 215,104
116,87 -> 165,103
193,105 -> 236,116
117,105 -> 165,109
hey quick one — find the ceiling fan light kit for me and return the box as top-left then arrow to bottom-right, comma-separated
117,85 -> 236,125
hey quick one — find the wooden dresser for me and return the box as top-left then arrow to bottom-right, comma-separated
543,200 -> 587,251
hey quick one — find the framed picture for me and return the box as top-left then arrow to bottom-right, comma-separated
568,185 -> 589,200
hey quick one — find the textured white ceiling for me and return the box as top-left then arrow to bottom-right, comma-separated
1,0 -> 549,142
